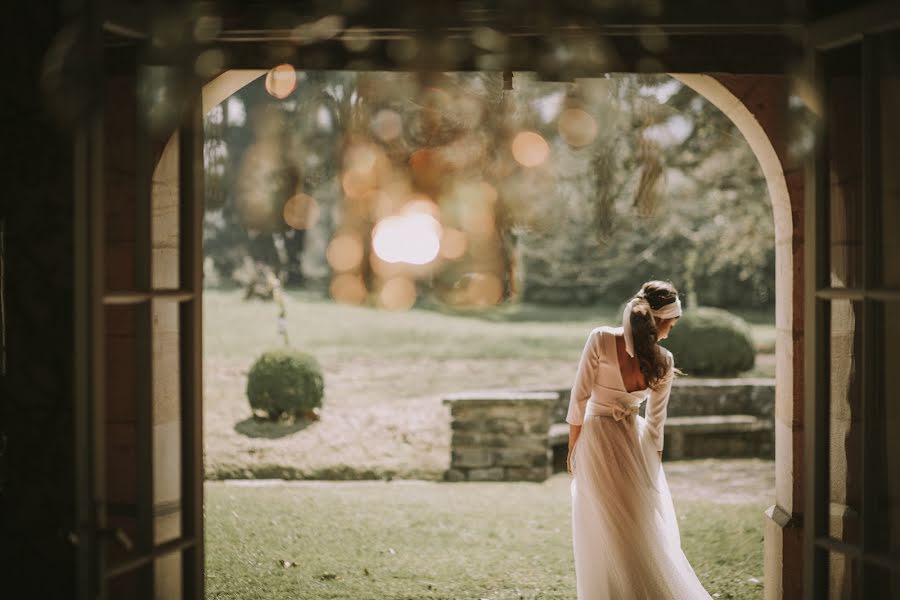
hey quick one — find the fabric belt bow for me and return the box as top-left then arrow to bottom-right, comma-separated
610,403 -> 641,422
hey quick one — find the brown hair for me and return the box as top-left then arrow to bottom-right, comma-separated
629,280 -> 679,389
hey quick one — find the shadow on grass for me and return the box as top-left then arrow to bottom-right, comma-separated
234,416 -> 315,439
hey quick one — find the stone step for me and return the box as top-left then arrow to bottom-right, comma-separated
548,423 -> 570,448
664,414 -> 773,460
665,414 -> 771,432
548,414 -> 773,469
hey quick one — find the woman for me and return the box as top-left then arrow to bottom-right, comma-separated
567,280 -> 711,599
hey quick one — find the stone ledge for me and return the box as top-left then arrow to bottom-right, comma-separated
666,414 -> 772,433
671,378 -> 776,388
443,391 -> 560,406
548,423 -> 569,447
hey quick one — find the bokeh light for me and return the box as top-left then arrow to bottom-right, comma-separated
371,109 -> 403,142
558,108 -> 598,147
440,227 -> 467,260
466,273 -> 504,306
452,181 -> 497,236
282,193 -> 320,230
344,143 -> 378,173
330,273 -> 368,305
342,27 -> 372,52
195,49 -> 225,78
326,233 -> 365,272
265,64 -> 298,99
341,169 -> 377,199
341,143 -> 382,198
511,131 -> 550,167
379,277 -> 417,311
372,211 -> 442,265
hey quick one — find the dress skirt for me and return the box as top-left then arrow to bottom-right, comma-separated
570,413 -> 712,600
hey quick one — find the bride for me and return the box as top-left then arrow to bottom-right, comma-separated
566,280 -> 712,599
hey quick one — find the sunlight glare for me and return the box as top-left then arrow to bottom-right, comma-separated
372,211 -> 442,266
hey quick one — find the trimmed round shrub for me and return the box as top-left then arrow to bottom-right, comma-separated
661,307 -> 755,377
246,349 -> 324,420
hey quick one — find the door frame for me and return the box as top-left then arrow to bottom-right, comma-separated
804,2 -> 900,598
73,25 -> 206,600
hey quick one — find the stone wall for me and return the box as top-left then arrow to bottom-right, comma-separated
443,392 -> 558,482
446,380 -> 777,482
548,378 -> 776,423
550,379 -> 776,461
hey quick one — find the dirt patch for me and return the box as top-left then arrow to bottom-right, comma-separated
205,354 -> 776,506
204,356 -> 575,480
663,458 -> 774,505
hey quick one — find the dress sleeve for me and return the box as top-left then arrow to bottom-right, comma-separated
566,328 -> 602,426
645,351 -> 675,451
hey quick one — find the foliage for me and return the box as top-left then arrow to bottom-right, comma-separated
519,76 -> 774,309
662,307 -> 756,376
203,72 -> 775,311
246,349 -> 324,420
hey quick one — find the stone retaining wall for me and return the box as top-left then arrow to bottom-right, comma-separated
548,378 -> 776,423
442,391 -> 558,482
445,380 -> 776,481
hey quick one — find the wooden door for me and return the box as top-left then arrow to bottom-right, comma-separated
805,3 -> 900,598
73,19 -> 204,600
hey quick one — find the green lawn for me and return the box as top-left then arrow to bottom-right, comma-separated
205,289 -> 775,362
206,476 -> 765,600
204,290 -> 612,363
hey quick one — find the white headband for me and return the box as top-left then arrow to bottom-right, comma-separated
622,297 -> 682,357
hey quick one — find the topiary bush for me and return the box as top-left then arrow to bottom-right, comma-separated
246,349 -> 325,420
661,307 -> 756,377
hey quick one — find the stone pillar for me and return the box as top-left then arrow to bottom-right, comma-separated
675,73 -> 805,598
712,74 -> 805,600
442,391 -> 557,482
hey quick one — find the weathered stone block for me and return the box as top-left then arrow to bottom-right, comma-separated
494,448 -> 536,467
444,468 -> 466,482
485,417 -> 525,434
451,418 -> 485,432
528,420 -> 553,434
451,448 -> 493,468
468,467 -> 505,481
451,433 -> 479,447
531,452 -> 550,467
505,467 -> 549,482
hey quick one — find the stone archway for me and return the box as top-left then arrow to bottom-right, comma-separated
154,69 -> 807,600
673,74 -> 805,600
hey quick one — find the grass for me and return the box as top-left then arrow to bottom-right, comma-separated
204,290 -> 606,363
205,476 -> 765,600
205,289 -> 775,362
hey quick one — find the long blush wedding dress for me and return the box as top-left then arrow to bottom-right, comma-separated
567,326 -> 712,600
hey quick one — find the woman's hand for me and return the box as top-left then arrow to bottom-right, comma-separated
658,450 -> 663,461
